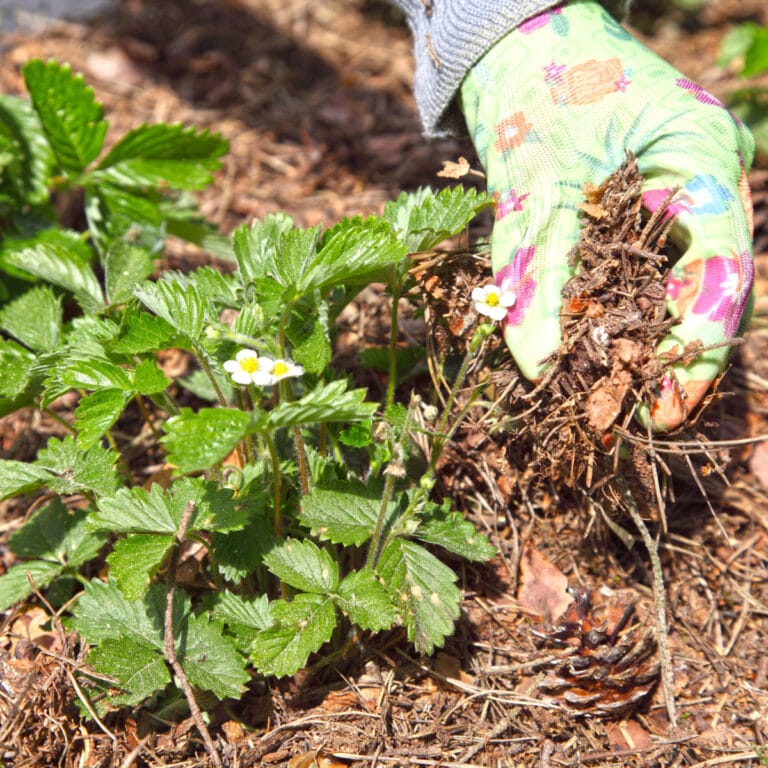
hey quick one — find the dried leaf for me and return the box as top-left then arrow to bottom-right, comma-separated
517,542 -> 572,623
437,156 -> 471,179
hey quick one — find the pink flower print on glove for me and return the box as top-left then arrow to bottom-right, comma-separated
495,246 -> 537,327
690,252 -> 753,338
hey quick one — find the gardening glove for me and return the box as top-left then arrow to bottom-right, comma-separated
459,0 -> 755,431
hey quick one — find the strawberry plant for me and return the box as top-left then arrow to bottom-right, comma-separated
0,58 -> 496,744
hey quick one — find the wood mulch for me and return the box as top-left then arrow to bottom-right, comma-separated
1,1 -> 767,766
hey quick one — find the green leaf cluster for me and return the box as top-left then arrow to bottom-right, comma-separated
0,56 -> 498,723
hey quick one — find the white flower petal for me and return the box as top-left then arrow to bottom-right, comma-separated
471,286 -> 490,302
231,370 -> 253,385
235,349 -> 258,363
257,357 -> 275,372
223,360 -> 239,373
251,370 -> 275,386
485,304 -> 508,321
498,290 -> 517,308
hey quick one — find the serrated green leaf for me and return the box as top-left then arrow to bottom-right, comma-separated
162,407 -> 250,474
286,314 -> 331,375
61,359 -> 133,391
95,123 -> 228,190
212,516 -> 275,583
299,480 -> 381,546
415,502 -> 496,562
264,538 -> 338,594
22,59 -> 106,173
338,421 -> 373,448
112,311 -> 177,354
85,182 -> 165,256
132,358 -> 171,395
383,186 -> 492,253
232,212 -> 295,282
384,402 -> 408,429
0,95 -> 54,208
210,591 -> 272,631
167,266 -> 240,307
71,580 -> 166,647
179,613 -> 250,699
107,534 -> 171,599
336,568 -> 396,631
8,497 -> 76,559
35,435 -> 121,497
133,278 -> 208,342
0,560 -> 64,612
105,242 -> 155,305
0,460 -> 53,500
74,388 -> 130,448
90,484 -> 180,535
376,539 -> 460,654
304,217 -> 407,294
251,593 -> 336,678
264,381 -> 375,430
0,285 -> 62,351
2,242 -> 104,313
0,340 -> 36,399
87,635 -> 170,706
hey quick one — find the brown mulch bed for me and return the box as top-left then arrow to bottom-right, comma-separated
1,1 -> 767,766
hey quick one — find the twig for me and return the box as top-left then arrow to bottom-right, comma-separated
164,501 -> 223,768
621,486 -> 678,728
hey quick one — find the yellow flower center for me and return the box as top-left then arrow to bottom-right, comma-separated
240,357 -> 259,374
485,292 -> 499,307
273,361 -> 289,377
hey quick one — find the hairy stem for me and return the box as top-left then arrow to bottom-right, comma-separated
194,346 -> 228,407
164,501 -> 222,768
386,280 -> 401,410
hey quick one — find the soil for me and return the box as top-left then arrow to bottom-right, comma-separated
1,1 -> 768,767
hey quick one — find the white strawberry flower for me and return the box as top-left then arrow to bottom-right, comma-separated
223,349 -> 275,386
271,358 -> 304,382
471,284 -> 516,321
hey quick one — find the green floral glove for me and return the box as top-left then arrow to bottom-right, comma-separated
460,0 -> 754,430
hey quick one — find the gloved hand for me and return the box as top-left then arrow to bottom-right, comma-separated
459,0 -> 754,430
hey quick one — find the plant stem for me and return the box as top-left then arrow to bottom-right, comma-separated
367,400 -> 415,570
622,486 -> 677,729
386,280 -> 401,410
194,345 -> 228,407
43,408 -> 76,434
164,501 -> 222,768
134,394 -> 162,441
293,425 -> 310,496
265,433 -> 282,538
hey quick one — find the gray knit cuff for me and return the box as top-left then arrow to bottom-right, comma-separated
393,0 -> 569,137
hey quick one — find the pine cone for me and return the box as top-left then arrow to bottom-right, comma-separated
537,587 -> 660,718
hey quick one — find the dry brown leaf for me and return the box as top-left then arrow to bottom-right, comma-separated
517,542 -> 573,623
434,651 -> 474,685
437,156 -> 471,179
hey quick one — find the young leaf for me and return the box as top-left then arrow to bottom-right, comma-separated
112,311 -> 178,354
263,538 -> 339,594
105,242 -> 155,305
212,516 -> 275,583
107,534 -> 172,599
299,480 -> 381,546
251,593 -> 336,678
286,313 -> 331,375
264,381 -> 376,430
133,278 -> 208,342
232,212 -> 294,282
0,285 -> 62,351
376,539 -> 461,654
87,635 -> 170,706
74,388 -> 131,448
0,460 -> 53,501
22,59 -> 107,173
162,408 -> 250,474
60,359 -> 133,391
95,123 -> 228,191
383,186 -> 493,253
179,614 -> 250,700
336,568 -> 397,631
415,502 -> 496,562
90,484 -> 182,535
2,242 -> 104,313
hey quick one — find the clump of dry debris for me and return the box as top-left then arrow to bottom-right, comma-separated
420,154 -> 710,518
